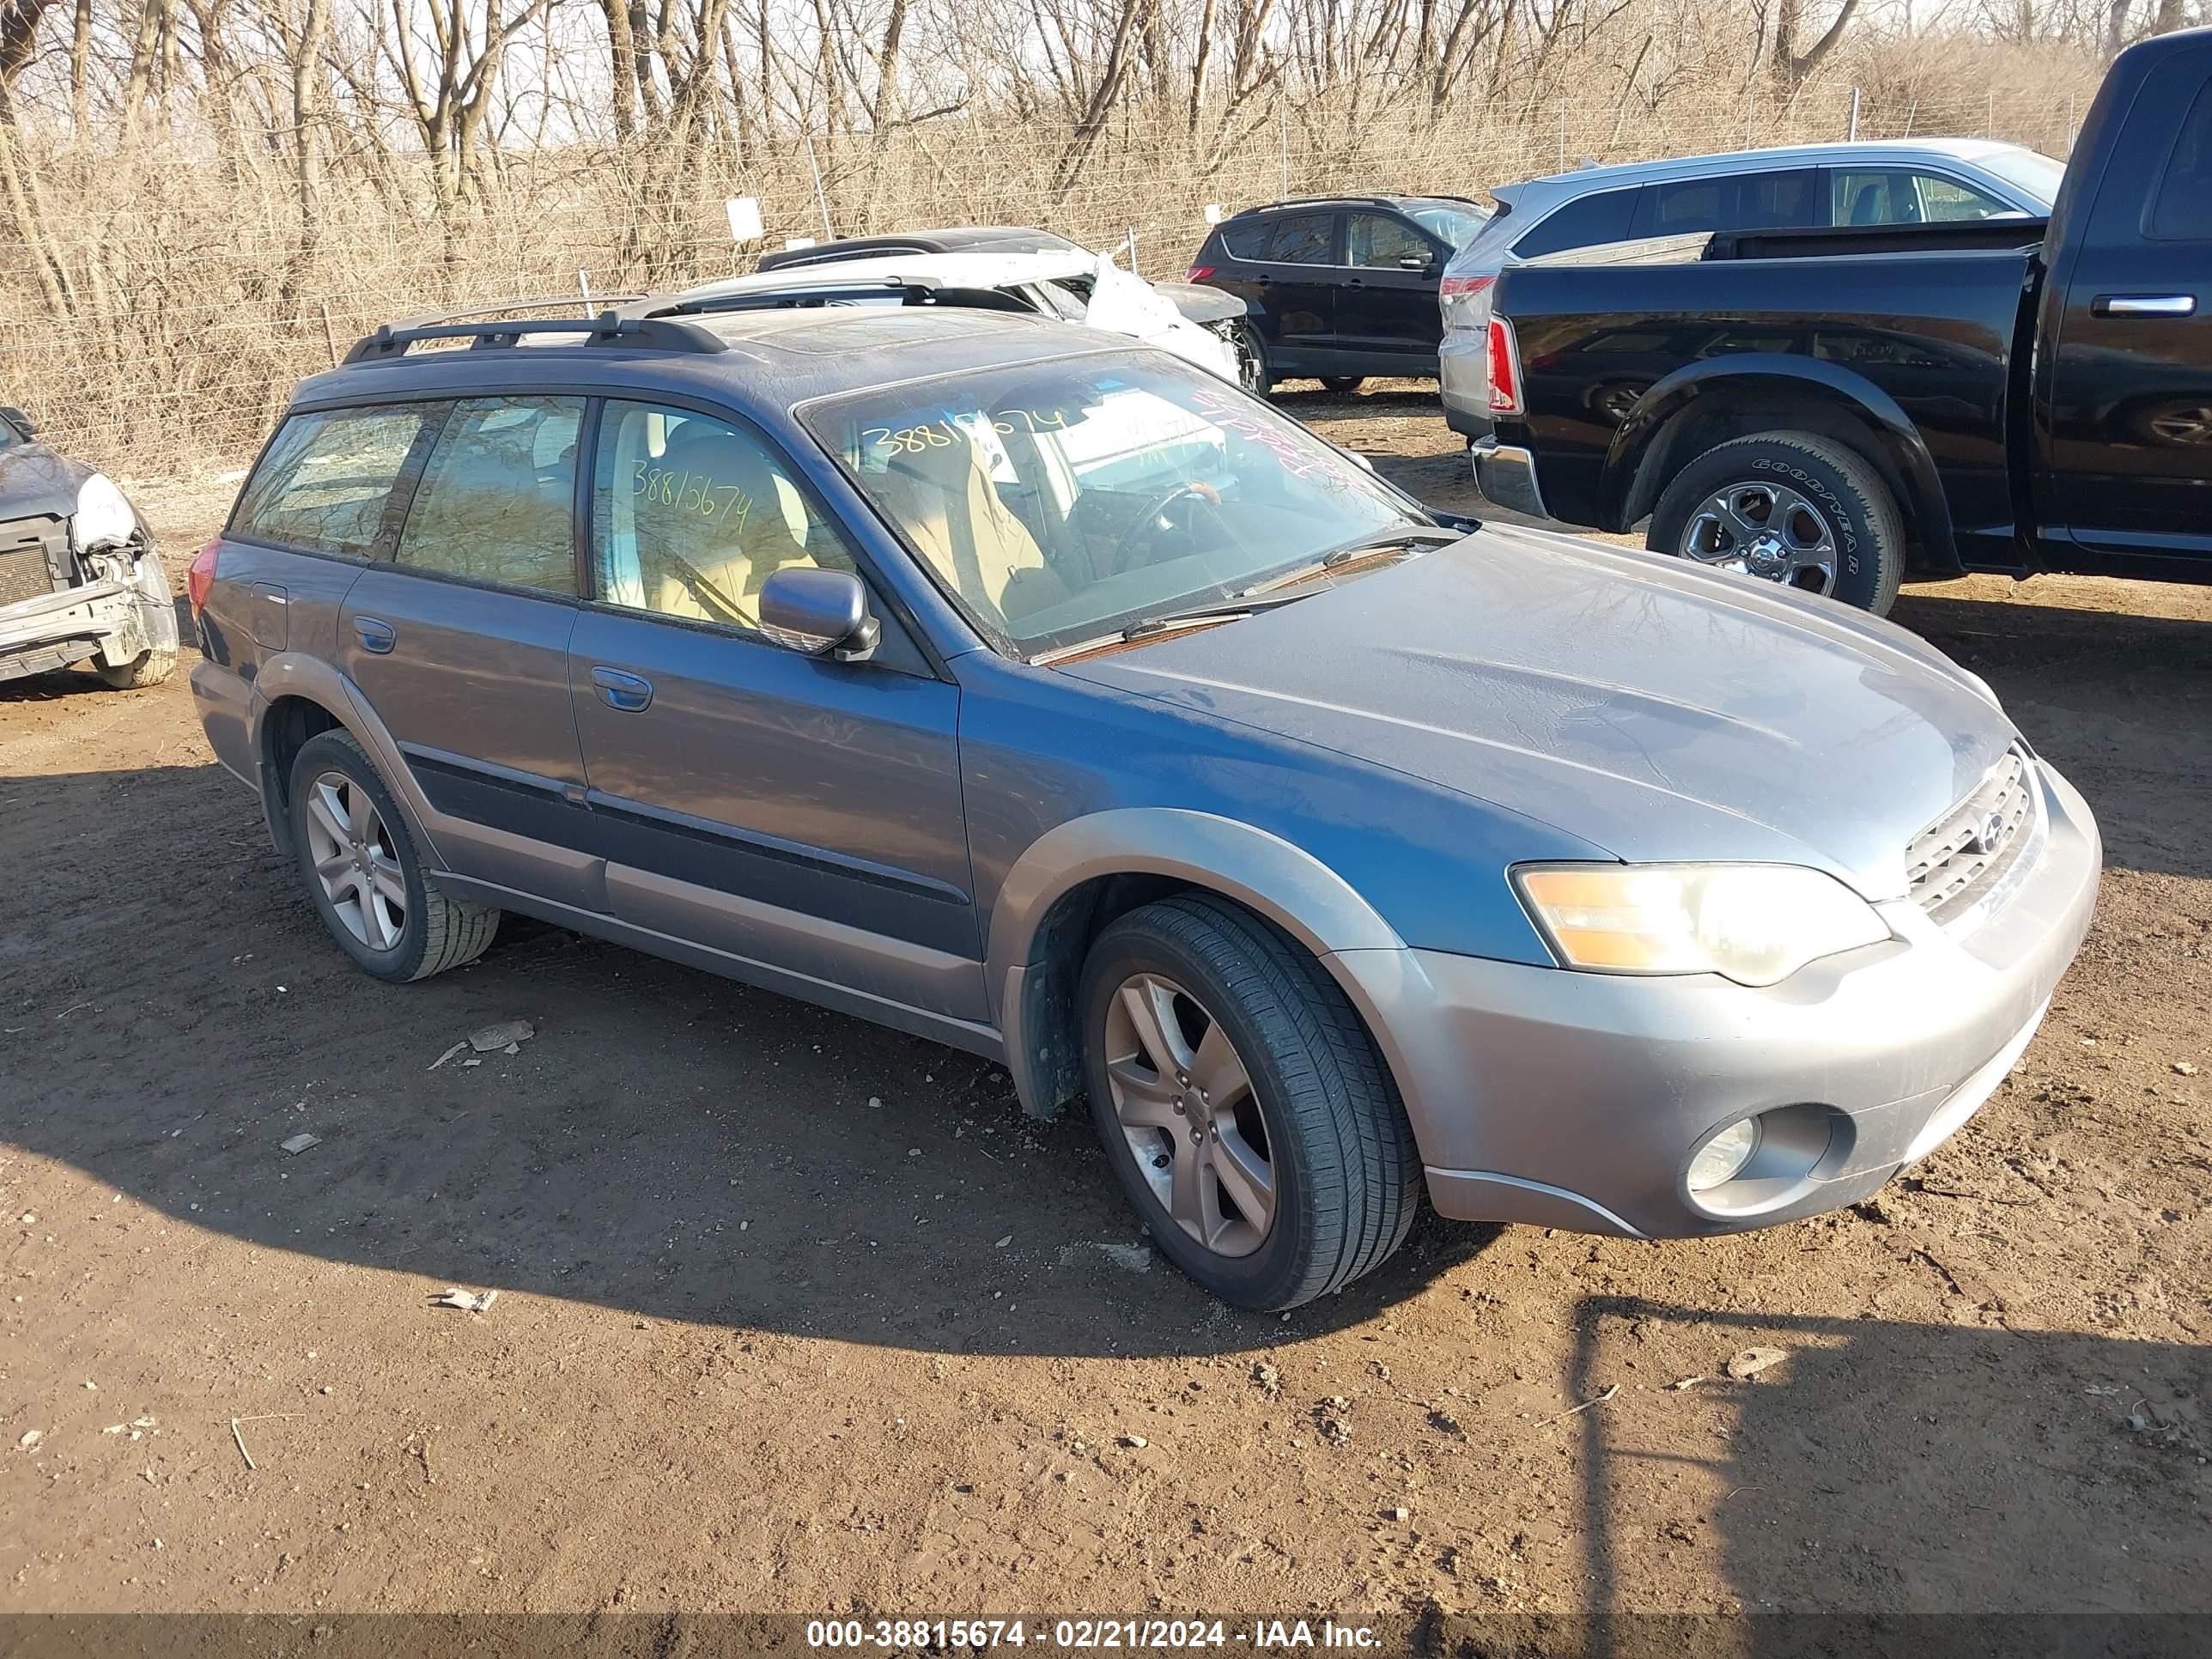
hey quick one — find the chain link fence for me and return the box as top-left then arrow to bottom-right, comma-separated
0,74 -> 2096,477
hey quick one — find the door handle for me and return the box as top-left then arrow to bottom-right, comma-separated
2092,294 -> 2197,318
353,617 -> 395,654
590,665 -> 653,712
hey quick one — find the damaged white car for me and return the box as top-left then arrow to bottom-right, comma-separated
0,404 -> 177,690
678,248 -> 1247,386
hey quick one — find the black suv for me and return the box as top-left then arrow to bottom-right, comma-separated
1188,196 -> 1488,394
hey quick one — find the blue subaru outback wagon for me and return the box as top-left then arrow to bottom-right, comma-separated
189,292 -> 2100,1309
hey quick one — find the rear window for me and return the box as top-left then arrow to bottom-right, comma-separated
232,404 -> 430,556
2150,78 -> 2212,240
1512,188 -> 1638,259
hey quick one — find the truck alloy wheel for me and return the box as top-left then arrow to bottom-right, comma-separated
1678,479 -> 1840,595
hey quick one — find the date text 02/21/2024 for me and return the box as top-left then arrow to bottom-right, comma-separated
803,1617 -> 1382,1650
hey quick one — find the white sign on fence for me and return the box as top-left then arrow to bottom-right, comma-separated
1202,204 -> 1223,224
783,237 -> 817,251
725,196 -> 765,244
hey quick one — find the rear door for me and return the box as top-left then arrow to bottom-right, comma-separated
564,397 -> 981,1020
1244,210 -> 1340,368
1338,210 -> 1449,367
336,393 -> 603,908
2039,43 -> 2212,563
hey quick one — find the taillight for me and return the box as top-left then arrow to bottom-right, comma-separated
186,538 -> 220,614
1438,271 -> 1496,328
1437,274 -> 1496,300
1486,316 -> 1523,415
1187,264 -> 1216,282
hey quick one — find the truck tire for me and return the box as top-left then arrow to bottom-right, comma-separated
1649,432 -> 1905,615
287,730 -> 501,983
1077,894 -> 1421,1310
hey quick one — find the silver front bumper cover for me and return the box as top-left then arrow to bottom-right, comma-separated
1333,757 -> 2100,1238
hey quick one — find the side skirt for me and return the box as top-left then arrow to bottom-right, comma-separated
431,871 -> 1007,1063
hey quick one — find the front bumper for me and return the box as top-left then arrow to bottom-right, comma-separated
1334,757 -> 2100,1238
1470,438 -> 1548,521
0,575 -> 149,682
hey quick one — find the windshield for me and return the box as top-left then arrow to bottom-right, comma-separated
1408,204 -> 1491,247
1976,147 -> 2065,208
802,351 -> 1428,659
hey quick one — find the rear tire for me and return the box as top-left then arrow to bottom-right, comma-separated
287,730 -> 500,983
1648,431 -> 1905,615
1078,895 -> 1420,1310
1317,375 -> 1365,396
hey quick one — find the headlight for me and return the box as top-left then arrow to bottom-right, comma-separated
1515,863 -> 1891,988
72,472 -> 137,551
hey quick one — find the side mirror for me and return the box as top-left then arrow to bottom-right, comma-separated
1399,253 -> 1436,273
760,566 -> 880,664
0,404 -> 35,438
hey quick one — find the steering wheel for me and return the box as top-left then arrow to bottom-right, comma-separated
1105,483 -> 1230,577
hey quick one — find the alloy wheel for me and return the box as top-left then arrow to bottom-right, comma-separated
2146,404 -> 2212,447
1678,479 -> 1838,594
1102,972 -> 1274,1257
303,770 -> 408,951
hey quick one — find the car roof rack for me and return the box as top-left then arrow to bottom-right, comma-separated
341,299 -> 726,365
647,277 -> 1036,318
1237,192 -> 1484,215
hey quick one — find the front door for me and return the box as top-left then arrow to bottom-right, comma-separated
2037,44 -> 2212,566
1338,211 -> 1448,368
565,398 -> 983,1021
337,393 -> 602,909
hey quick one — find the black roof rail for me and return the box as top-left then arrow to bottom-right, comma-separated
341,301 -> 725,366
1237,192 -> 1485,216
647,278 -> 1035,318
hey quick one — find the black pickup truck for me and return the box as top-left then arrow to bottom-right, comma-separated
1474,25 -> 2212,613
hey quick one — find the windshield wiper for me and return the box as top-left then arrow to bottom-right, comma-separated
1030,589 -> 1324,665
1236,525 -> 1462,599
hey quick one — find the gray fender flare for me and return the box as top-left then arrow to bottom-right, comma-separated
248,653 -> 446,865
985,808 -> 1427,1119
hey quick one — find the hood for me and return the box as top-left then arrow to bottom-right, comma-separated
0,441 -> 94,522
1063,524 -> 2014,902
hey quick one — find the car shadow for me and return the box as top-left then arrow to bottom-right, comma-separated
1504,1297 -> 2212,1650
0,757 -> 1506,1358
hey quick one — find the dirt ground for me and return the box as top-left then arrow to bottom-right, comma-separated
3,384 -> 2209,1638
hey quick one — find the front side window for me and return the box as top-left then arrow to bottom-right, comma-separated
395,397 -> 582,594
1347,212 -> 1434,269
803,352 -> 1428,659
1265,213 -> 1336,264
1833,169 -> 2012,226
233,404 -> 430,556
1512,188 -> 1639,260
592,400 -> 857,631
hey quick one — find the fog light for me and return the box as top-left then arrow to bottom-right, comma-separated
1686,1118 -> 1762,1193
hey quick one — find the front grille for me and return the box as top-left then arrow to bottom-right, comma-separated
0,517 -> 66,609
1907,750 -> 2034,921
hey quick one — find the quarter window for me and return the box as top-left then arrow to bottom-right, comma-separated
1346,213 -> 1433,268
592,400 -> 857,631
232,404 -> 428,556
2150,78 -> 2212,240
394,396 -> 583,594
1511,188 -> 1639,260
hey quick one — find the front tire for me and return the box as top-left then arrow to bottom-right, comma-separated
1078,896 -> 1420,1310
1229,323 -> 1271,398
1647,431 -> 1905,615
287,730 -> 500,983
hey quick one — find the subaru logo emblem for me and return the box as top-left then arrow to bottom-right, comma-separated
1967,811 -> 2005,854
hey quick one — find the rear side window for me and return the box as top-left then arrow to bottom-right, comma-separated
1512,188 -> 1639,259
1263,212 -> 1336,264
1832,169 -> 2010,226
232,405 -> 428,556
2150,78 -> 2212,240
394,396 -> 583,594
1644,169 -> 1819,235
